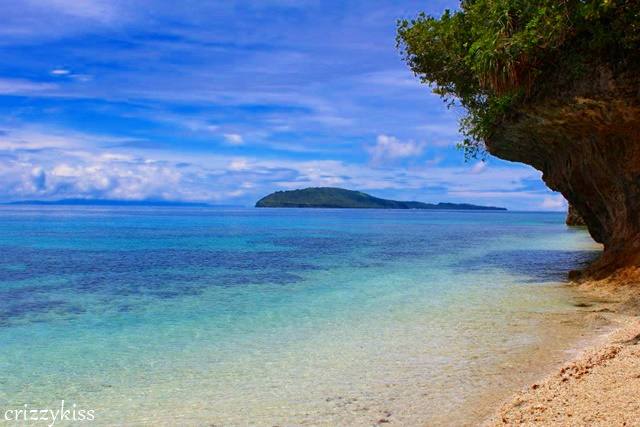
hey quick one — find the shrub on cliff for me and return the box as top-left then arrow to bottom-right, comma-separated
397,0 -> 640,158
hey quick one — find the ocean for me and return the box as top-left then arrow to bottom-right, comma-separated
0,207 -> 601,425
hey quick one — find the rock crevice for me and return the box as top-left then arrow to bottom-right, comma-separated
566,205 -> 586,227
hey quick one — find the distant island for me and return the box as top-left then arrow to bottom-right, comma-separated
6,199 -> 215,207
255,187 -> 506,210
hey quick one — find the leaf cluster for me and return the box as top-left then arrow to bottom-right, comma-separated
397,0 -> 640,157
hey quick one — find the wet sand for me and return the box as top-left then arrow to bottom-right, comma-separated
486,273 -> 640,426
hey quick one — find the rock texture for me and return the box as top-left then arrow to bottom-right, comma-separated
566,204 -> 586,227
486,65 -> 640,278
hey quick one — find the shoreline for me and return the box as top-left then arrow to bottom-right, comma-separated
485,276 -> 640,426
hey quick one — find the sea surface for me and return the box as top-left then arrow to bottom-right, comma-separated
0,207 -> 602,426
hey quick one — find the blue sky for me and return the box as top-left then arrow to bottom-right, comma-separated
0,0 -> 566,210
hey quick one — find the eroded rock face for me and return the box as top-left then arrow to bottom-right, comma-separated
487,66 -> 640,278
566,204 -> 586,227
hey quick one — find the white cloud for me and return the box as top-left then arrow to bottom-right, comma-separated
70,74 -> 92,82
51,164 -> 79,177
425,156 -> 443,166
228,159 -> 249,171
224,133 -> 244,145
0,125 -> 564,210
366,134 -> 425,164
29,0 -> 120,22
0,78 -> 57,95
540,195 -> 567,211
469,161 -> 487,174
361,70 -> 422,89
415,122 -> 459,136
0,146 -> 560,209
100,152 -> 133,161
0,126 -> 133,151
50,68 -> 71,75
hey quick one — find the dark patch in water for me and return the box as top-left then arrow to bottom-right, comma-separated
117,304 -> 134,313
214,272 -> 303,286
0,216 -> 586,328
0,246 -> 319,282
453,249 -> 600,282
0,245 -> 316,326
0,299 -> 85,327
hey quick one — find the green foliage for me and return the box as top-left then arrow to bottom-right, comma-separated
255,187 -> 506,210
397,0 -> 640,158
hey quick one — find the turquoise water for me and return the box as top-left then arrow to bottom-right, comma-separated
0,207 -> 600,425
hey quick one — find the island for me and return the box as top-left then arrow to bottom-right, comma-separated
255,187 -> 506,210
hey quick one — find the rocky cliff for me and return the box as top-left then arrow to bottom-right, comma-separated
566,205 -> 587,227
487,65 -> 640,279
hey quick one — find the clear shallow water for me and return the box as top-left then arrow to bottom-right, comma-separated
0,207 -> 601,426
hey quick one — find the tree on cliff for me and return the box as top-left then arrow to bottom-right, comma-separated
397,0 -> 640,278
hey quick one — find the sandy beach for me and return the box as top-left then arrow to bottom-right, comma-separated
487,272 -> 640,426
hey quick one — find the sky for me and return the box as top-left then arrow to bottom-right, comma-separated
0,0 -> 567,210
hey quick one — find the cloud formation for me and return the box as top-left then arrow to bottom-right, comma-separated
0,78 -> 57,95
541,195 -> 567,210
50,68 -> 71,76
0,1 -> 568,210
224,133 -> 244,145
367,134 -> 426,164
0,124 -> 566,210
469,161 -> 487,174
